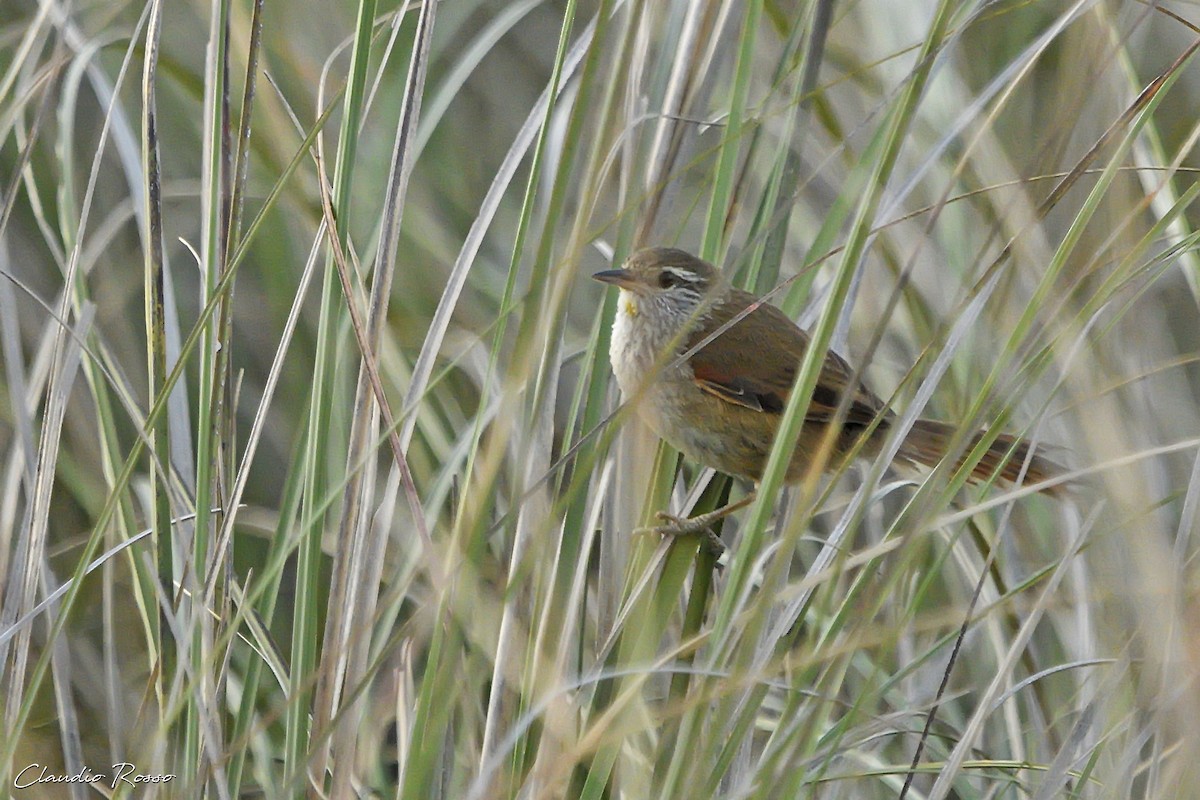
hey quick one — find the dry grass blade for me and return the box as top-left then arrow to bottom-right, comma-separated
311,0 -> 437,792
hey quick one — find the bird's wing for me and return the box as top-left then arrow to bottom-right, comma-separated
686,290 -> 886,425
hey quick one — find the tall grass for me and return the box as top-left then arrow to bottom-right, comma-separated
2,0 -> 1200,797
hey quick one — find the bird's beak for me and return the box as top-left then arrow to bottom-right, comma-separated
592,269 -> 642,291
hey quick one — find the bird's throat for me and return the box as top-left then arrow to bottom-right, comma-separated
622,294 -> 639,318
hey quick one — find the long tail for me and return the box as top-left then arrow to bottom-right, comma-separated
899,419 -> 1063,494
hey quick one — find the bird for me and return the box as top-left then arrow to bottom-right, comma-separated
592,246 -> 1061,541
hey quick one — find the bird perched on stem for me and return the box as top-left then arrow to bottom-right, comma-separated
593,247 -> 1061,542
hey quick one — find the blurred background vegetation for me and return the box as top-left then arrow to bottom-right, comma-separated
2,0 -> 1200,797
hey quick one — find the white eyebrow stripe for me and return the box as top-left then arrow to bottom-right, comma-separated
662,266 -> 701,282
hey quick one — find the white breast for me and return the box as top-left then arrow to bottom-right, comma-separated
610,293 -> 675,396
609,290 -> 707,452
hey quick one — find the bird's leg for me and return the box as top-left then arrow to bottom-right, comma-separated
647,493 -> 757,553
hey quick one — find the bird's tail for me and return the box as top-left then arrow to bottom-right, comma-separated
898,419 -> 1063,494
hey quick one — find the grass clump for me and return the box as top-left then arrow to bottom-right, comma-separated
2,1 -> 1199,797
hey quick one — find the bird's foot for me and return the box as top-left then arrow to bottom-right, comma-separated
635,494 -> 756,555
640,510 -> 726,554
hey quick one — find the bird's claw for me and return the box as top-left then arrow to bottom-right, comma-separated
654,510 -> 687,528
640,511 -> 726,554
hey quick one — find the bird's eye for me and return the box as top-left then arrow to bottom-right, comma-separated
658,270 -> 682,289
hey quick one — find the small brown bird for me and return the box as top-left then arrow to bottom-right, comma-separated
593,247 -> 1060,536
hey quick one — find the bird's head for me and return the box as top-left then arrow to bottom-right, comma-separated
592,247 -> 724,320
